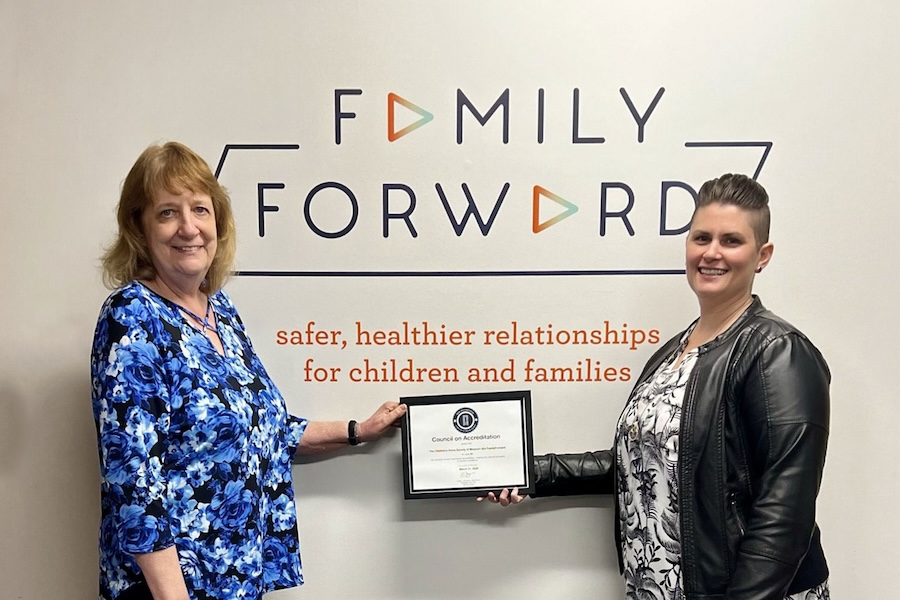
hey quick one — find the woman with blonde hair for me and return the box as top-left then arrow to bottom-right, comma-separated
92,141 -> 406,600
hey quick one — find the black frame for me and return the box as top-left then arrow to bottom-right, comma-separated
400,390 -> 535,500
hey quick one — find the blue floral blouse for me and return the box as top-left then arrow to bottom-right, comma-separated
91,282 -> 308,600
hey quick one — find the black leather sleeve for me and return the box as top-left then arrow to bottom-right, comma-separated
726,333 -> 831,599
531,450 -> 615,497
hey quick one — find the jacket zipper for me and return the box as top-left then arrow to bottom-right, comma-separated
730,494 -> 746,537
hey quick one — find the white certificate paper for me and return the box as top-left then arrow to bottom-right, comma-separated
400,391 -> 535,499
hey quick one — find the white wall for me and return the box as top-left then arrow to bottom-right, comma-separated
1,1 -> 898,598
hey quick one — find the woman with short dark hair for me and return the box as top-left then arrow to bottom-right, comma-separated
483,174 -> 831,600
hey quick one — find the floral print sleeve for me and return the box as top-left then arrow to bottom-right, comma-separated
92,282 -> 308,600
93,293 -> 177,557
285,416 -> 307,459
220,299 -> 308,459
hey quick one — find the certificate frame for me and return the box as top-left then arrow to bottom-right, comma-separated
400,390 -> 535,500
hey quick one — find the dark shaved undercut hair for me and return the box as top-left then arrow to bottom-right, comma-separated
693,173 -> 771,246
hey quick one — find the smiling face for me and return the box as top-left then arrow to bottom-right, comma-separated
142,187 -> 218,292
686,203 -> 773,307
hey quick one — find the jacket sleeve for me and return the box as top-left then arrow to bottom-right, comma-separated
531,450 -> 615,497
726,333 -> 830,599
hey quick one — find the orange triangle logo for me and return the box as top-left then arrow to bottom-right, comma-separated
388,93 -> 434,142
532,186 -> 578,233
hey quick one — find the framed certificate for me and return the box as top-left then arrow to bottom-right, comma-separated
400,390 -> 535,499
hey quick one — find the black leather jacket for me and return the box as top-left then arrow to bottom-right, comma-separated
533,297 -> 830,599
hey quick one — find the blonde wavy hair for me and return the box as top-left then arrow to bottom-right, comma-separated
101,142 -> 236,294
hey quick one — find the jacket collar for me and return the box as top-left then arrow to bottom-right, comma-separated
695,295 -> 766,354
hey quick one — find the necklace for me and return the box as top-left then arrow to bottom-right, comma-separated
176,300 -> 217,334
695,297 -> 752,346
678,298 -> 752,365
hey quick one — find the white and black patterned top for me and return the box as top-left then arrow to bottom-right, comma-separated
615,330 -> 829,600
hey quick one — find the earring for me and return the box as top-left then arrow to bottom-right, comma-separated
755,266 -> 763,273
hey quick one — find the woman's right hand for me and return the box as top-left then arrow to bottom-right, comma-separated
476,487 -> 528,506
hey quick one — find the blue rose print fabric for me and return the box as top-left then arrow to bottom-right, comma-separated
91,282 -> 308,600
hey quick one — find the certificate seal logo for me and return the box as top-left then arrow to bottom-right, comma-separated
452,407 -> 479,434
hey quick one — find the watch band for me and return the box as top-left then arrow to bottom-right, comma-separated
348,419 -> 360,445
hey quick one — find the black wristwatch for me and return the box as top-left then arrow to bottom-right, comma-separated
348,420 -> 360,446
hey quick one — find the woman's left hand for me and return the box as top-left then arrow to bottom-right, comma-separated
476,487 -> 527,506
358,401 -> 407,442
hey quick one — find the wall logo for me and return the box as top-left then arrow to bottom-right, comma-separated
452,407 -> 479,434
388,93 -> 434,142
533,185 -> 578,233
212,86 -> 773,275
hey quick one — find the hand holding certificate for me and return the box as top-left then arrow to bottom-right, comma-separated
400,390 -> 535,499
